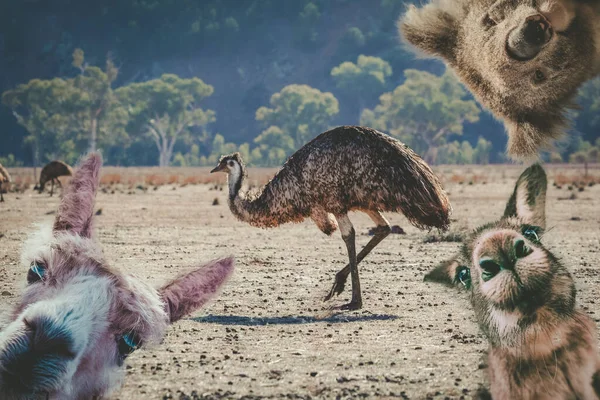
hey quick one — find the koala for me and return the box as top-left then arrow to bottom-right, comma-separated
399,0 -> 600,158
425,163 -> 600,399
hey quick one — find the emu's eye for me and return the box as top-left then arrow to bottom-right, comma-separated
533,70 -> 546,84
117,332 -> 141,364
455,266 -> 471,289
227,160 -> 234,167
27,262 -> 46,284
522,225 -> 542,243
482,14 -> 497,27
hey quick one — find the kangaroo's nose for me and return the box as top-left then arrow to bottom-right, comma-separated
507,14 -> 553,61
514,238 -> 532,259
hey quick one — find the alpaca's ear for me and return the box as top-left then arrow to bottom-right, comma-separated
424,257 -> 470,290
503,163 -> 547,229
53,153 -> 102,238
399,3 -> 459,62
160,257 -> 234,323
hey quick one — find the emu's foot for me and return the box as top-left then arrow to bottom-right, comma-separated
323,273 -> 348,301
337,300 -> 362,311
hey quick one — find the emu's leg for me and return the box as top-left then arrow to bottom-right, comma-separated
325,211 -> 390,301
0,183 -> 4,202
334,214 -> 362,310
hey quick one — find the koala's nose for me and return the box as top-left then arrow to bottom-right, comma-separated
507,14 -> 553,60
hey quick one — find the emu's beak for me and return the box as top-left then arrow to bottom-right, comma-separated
210,164 -> 226,173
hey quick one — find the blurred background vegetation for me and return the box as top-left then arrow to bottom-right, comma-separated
0,0 -> 598,167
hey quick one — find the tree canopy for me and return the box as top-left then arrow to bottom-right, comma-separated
361,69 -> 481,163
255,84 -> 339,148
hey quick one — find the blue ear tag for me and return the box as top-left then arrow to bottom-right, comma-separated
123,333 -> 139,350
31,264 -> 45,280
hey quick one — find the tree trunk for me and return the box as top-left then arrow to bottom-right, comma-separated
90,117 -> 98,152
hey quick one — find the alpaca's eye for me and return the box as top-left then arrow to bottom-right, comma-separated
533,70 -> 546,84
27,262 -> 46,284
522,226 -> 542,243
455,266 -> 471,289
117,332 -> 141,363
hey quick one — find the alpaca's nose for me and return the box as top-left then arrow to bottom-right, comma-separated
507,14 -> 553,60
26,316 -> 76,359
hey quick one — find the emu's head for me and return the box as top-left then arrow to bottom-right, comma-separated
0,153 -> 235,399
425,164 -> 575,347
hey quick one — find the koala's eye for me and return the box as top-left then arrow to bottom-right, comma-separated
533,70 -> 546,84
522,225 -> 542,243
455,266 -> 471,289
482,13 -> 497,27
27,262 -> 46,284
117,332 -> 141,364
227,160 -> 234,167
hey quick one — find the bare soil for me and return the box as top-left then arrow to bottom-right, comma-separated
0,165 -> 599,400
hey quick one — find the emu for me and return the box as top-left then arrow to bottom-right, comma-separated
0,153 -> 235,399
211,125 -> 450,310
0,163 -> 11,202
36,160 -> 73,196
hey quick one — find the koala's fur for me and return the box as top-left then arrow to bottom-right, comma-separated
399,0 -> 600,158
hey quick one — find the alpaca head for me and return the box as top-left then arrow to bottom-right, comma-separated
0,153 -> 235,400
425,163 -> 576,347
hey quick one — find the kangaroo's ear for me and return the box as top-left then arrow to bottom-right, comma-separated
503,163 -> 547,228
505,118 -> 564,160
424,257 -> 471,290
399,2 -> 460,62
160,257 -> 235,323
53,153 -> 102,238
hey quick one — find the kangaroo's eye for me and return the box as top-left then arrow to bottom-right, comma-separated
455,266 -> 471,289
27,262 -> 46,284
117,332 -> 141,363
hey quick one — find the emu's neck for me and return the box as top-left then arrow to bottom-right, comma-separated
226,164 -> 255,224
226,166 -> 282,228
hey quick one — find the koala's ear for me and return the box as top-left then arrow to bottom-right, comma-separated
503,163 -> 547,228
160,257 -> 234,323
424,257 -> 470,289
399,3 -> 459,62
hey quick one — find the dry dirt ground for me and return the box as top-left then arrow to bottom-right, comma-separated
0,165 -> 599,400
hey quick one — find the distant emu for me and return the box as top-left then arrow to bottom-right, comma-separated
0,153 -> 235,399
0,162 -> 11,202
425,164 -> 600,399
211,125 -> 450,310
36,160 -> 73,196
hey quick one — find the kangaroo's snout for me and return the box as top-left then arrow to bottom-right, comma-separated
507,14 -> 553,61
477,235 -> 533,281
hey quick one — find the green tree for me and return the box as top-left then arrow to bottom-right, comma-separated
253,126 -> 295,166
575,76 -> 600,137
70,49 -> 122,153
116,74 -> 215,166
2,78 -> 80,165
331,55 -> 392,116
360,69 -> 480,164
473,136 -> 493,164
256,84 -> 339,148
